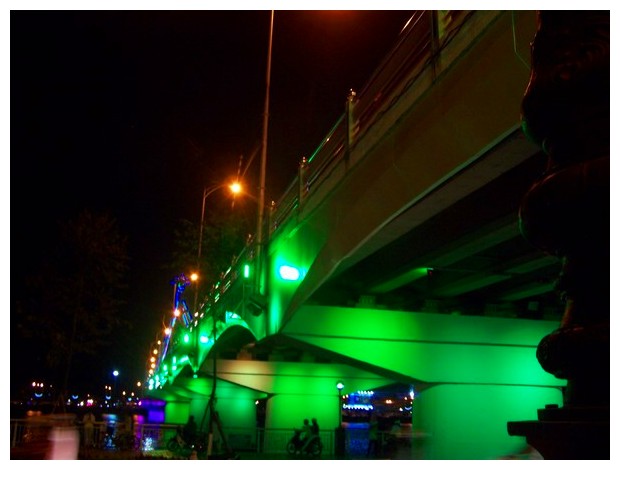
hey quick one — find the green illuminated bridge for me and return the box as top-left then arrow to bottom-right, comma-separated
146,11 -> 566,459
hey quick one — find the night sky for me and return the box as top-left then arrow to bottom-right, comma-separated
10,9 -> 415,395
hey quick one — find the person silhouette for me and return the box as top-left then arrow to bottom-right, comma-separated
184,415 -> 197,446
366,413 -> 379,458
83,410 -> 96,448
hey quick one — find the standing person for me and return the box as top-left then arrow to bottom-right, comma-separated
83,410 -> 96,448
122,410 -> 134,437
297,418 -> 311,449
310,418 -> 319,437
184,415 -> 197,447
305,418 -> 320,450
386,419 -> 401,458
366,412 -> 379,458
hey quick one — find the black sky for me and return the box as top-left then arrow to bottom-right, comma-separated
11,10 -> 414,394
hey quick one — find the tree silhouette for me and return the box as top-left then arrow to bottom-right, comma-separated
16,210 -> 129,403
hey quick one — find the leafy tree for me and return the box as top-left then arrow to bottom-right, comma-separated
15,210 -> 129,401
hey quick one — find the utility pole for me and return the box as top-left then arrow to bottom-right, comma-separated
256,10 -> 274,297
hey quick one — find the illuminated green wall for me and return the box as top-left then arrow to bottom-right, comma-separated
264,393 -> 339,454
213,384 -> 262,431
265,233 -> 315,336
156,376 -> 264,434
188,397 -> 209,429
265,393 -> 339,430
412,384 -> 562,459
164,401 -> 190,425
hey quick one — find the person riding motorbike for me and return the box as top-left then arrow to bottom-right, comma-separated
288,418 -> 322,456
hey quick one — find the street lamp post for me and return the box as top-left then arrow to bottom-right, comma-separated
113,370 -> 119,406
336,381 -> 344,425
192,181 -> 240,459
335,381 -> 345,458
255,10 -> 274,298
193,182 -> 241,311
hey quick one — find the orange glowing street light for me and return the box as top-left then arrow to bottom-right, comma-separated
197,181 -> 243,263
194,180 -> 242,311
230,181 -> 242,195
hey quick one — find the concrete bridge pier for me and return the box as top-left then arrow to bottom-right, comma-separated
413,383 -> 562,459
263,393 -> 340,453
163,399 -> 191,425
157,376 -> 264,444
265,392 -> 339,431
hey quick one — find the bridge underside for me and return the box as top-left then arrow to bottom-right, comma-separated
279,305 -> 563,387
309,137 -> 563,321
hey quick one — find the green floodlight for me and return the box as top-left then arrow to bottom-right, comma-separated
243,264 -> 251,278
278,265 -> 300,281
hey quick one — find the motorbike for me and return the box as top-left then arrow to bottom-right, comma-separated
166,427 -> 207,457
286,429 -> 322,458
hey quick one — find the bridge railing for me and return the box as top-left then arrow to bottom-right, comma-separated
11,418 -> 415,458
267,11 -> 473,237
9,418 -> 334,455
352,10 -> 432,141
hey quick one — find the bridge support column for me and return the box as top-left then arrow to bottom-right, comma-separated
211,387 -> 261,446
413,383 -> 562,459
264,393 -> 339,454
155,376 -> 263,452
163,400 -> 191,425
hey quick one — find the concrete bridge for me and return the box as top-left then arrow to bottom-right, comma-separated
145,11 -> 567,459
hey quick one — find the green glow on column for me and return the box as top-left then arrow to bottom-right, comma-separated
265,393 -> 340,431
199,335 -> 209,344
278,265 -> 300,281
243,264 -> 250,278
164,402 -> 190,425
183,334 -> 190,343
412,384 -> 562,459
